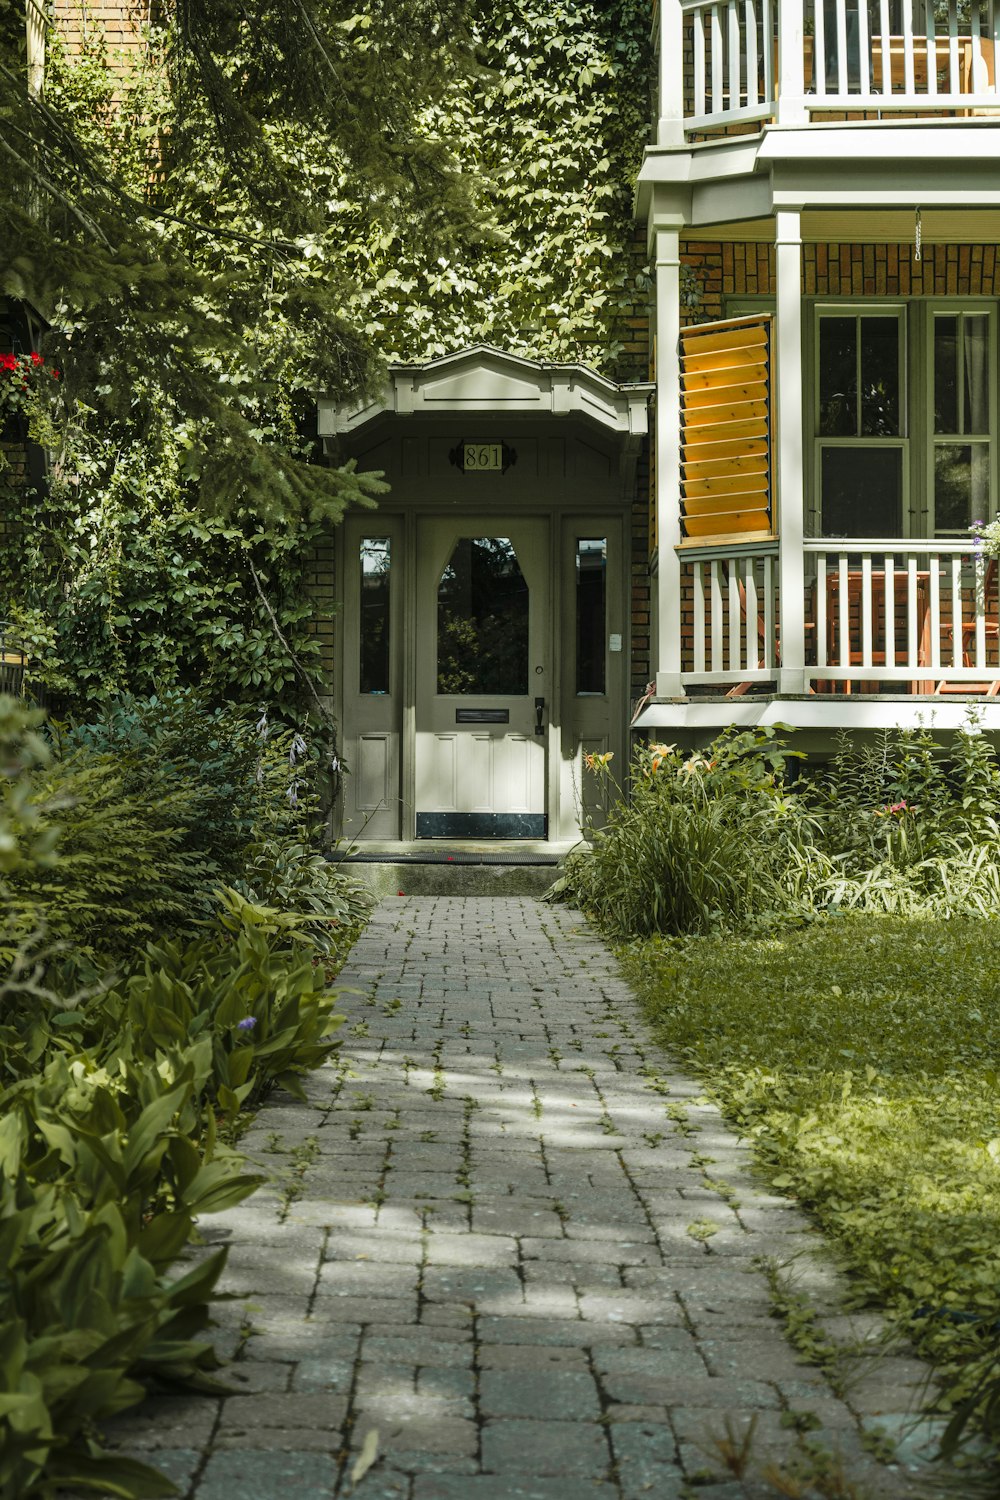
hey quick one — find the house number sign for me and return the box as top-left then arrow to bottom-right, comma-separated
448,439 -> 517,475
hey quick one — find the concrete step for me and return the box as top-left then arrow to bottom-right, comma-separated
329,840 -> 578,898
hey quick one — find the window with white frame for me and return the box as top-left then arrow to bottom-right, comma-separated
816,308 -> 906,537
929,308 -> 994,536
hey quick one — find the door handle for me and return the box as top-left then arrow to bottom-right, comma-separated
534,697 -> 545,736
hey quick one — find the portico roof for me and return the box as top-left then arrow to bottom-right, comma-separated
318,345 -> 653,441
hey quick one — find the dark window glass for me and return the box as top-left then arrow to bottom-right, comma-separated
576,538 -> 606,695
964,315 -> 990,434
437,536 -> 529,695
821,447 -> 902,536
935,444 -> 990,533
859,317 -> 899,436
360,537 -> 390,694
934,316 -> 959,434
819,317 -> 857,436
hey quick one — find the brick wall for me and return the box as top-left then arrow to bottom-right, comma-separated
53,1 -> 152,65
681,240 -> 1000,317
303,535 -> 337,697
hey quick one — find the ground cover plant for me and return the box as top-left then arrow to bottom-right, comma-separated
559,725 -> 1000,1462
622,920 -> 1000,1465
0,694 -> 367,1498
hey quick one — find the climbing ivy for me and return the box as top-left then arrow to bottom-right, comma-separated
0,0 -> 652,714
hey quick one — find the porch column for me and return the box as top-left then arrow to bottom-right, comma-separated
654,223 -> 685,699
775,0 -> 807,123
775,208 -> 808,694
658,0 -> 686,145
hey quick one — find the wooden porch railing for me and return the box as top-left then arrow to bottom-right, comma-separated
678,539 -> 1000,694
667,0 -> 1000,136
804,540 -> 1000,691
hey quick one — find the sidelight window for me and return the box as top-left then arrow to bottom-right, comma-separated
576,538 -> 607,695
360,537 -> 391,694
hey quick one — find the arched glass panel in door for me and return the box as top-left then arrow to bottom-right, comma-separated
437,536 -> 529,694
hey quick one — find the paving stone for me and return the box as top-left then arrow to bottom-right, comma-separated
480,1418 -> 611,1477
479,1368 -> 602,1419
193,1450 -> 338,1497
111,897 -> 943,1500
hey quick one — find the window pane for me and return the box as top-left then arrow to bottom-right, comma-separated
819,317 -> 857,436
360,537 -> 390,694
437,536 -> 529,695
964,315 -> 990,434
935,443 -> 990,533
576,538 -> 606,695
821,447 -> 902,536
859,317 -> 899,436
933,315 -> 958,434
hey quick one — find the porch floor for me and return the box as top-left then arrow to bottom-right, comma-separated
332,841 -> 574,866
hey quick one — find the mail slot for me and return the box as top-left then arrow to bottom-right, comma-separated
455,709 -> 510,723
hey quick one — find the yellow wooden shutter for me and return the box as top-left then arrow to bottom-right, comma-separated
679,315 -> 773,545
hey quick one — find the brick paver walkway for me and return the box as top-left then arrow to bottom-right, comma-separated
103,897 -> 941,1499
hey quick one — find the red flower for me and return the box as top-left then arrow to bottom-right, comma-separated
0,353 -> 17,372
29,352 -> 43,366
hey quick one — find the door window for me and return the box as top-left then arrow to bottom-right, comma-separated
816,310 -> 905,536
436,536 -> 529,695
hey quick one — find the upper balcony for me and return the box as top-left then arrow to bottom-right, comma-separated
654,0 -> 1000,144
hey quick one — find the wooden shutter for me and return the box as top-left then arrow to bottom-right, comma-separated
679,315 -> 773,545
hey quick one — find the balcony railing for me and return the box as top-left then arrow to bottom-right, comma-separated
660,0 -> 1000,138
679,539 -> 1000,694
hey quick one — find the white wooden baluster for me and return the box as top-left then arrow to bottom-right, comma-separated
838,553 -> 849,668
884,555 -> 896,669
710,559 -> 724,671
946,0 -> 959,98
878,0 -> 892,94
951,556 -> 963,670
930,0 -> 944,97
711,4 -> 725,114
728,559 -> 742,672
902,0 -> 916,96
969,0 -> 984,98
907,555 -> 919,670
763,554 -> 775,669
857,0 -> 871,96
746,559 -> 760,670
729,0 -> 742,109
762,0 -> 774,97
975,552 -> 987,669
694,9 -> 707,119
745,0 -> 760,105
991,0 -> 1000,99
928,555 -> 941,671
817,555 -> 829,671
813,0 -> 827,95
693,561 -> 706,674
835,0 -> 849,94
861,554 -> 873,669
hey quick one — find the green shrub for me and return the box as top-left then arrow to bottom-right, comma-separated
559,725 -> 1000,936
0,699 -> 353,1498
558,729 -> 816,936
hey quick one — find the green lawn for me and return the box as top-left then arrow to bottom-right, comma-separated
621,915 -> 1000,1402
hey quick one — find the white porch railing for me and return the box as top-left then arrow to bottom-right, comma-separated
679,542 -> 781,687
666,0 -> 1000,137
804,539 -> 1000,689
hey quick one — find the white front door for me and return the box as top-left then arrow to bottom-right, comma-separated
414,517 -> 549,837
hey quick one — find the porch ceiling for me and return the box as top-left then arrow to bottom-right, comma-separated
681,208 -> 1000,244
318,345 -> 653,441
